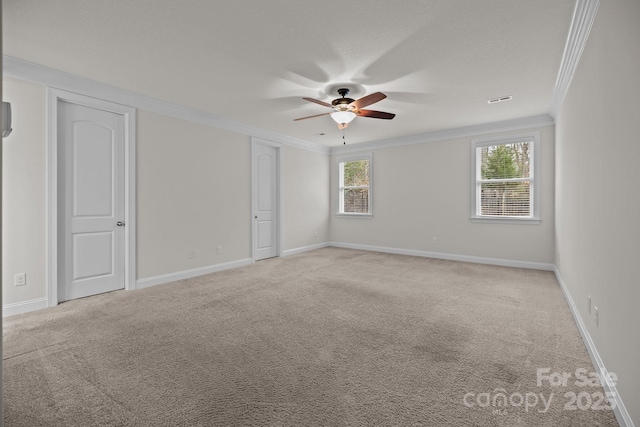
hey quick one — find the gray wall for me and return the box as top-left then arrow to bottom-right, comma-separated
136,109 -> 252,279
283,146 -> 330,250
331,126 -> 555,265
2,78 -> 47,304
1,76 -> 331,305
555,0 -> 640,423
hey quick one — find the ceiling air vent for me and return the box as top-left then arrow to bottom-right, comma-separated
488,96 -> 513,104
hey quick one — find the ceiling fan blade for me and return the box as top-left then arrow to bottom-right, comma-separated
351,92 -> 387,109
338,122 -> 349,130
293,112 -> 331,121
303,97 -> 333,108
357,109 -> 396,120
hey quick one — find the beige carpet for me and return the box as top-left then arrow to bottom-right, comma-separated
3,248 -> 619,426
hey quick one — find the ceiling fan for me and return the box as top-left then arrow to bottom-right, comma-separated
294,88 -> 395,129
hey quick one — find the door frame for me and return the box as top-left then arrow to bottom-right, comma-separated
46,88 -> 137,306
251,137 -> 282,261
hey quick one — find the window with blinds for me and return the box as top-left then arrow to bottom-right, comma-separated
338,155 -> 372,215
471,133 -> 540,221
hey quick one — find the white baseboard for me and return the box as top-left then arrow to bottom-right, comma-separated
329,241 -> 555,271
3,297 -> 48,317
282,242 -> 331,257
554,267 -> 635,427
136,258 -> 253,290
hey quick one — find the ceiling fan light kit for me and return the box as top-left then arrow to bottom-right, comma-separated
331,110 -> 357,124
295,87 -> 395,130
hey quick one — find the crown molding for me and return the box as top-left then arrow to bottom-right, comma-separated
549,0 -> 600,119
329,114 -> 555,155
3,55 -> 330,155
5,44 -> 572,157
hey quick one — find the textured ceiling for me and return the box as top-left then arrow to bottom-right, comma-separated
3,0 -> 576,147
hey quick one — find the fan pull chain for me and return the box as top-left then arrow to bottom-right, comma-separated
342,128 -> 346,145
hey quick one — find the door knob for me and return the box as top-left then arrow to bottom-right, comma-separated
116,221 -> 125,226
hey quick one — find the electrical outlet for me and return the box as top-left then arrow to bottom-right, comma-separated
588,295 -> 591,314
188,250 -> 196,259
594,306 -> 599,327
432,237 -> 437,244
217,246 -> 223,254
14,273 -> 26,286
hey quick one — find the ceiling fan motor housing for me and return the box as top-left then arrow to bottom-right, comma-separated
332,88 -> 355,110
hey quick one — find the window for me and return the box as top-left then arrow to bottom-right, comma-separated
338,154 -> 372,216
471,132 -> 540,222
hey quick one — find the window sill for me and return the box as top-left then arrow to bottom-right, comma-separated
336,213 -> 373,219
470,216 -> 540,225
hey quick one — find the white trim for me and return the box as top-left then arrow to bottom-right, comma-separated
136,259 -> 252,290
470,217 -> 541,225
3,298 -> 48,317
46,89 -> 137,306
554,268 -> 635,427
335,213 -> 374,219
3,55 -> 329,155
330,115 -> 554,155
329,242 -> 554,271
470,131 -> 541,222
251,137 -> 283,261
550,0 -> 600,118
46,90 -> 58,307
282,242 -> 331,257
4,56 -> 561,157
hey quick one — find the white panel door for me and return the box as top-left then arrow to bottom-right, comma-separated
254,144 -> 278,261
58,101 -> 126,301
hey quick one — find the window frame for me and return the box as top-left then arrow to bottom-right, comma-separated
470,132 -> 541,224
336,153 -> 373,218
